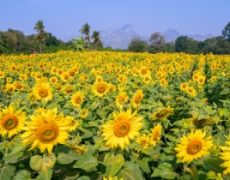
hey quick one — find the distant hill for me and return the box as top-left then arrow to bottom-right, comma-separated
100,25 -> 215,49
100,24 -> 139,49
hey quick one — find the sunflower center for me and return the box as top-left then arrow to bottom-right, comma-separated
113,120 -> 130,137
152,131 -> 160,141
187,140 -> 202,155
156,109 -> 169,118
39,89 -> 48,98
74,96 -> 82,104
36,123 -> 59,142
2,115 -> 19,130
134,95 -> 142,104
97,84 -> 106,93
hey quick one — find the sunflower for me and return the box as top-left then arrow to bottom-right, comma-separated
136,134 -> 152,149
102,109 -> 142,149
62,84 -> 74,94
0,70 -> 5,78
13,81 -> 25,91
116,91 -> 128,108
0,105 -> 25,137
49,76 -> 58,84
21,108 -> 75,153
32,81 -> 53,102
131,89 -> 144,108
151,107 -> 173,121
175,130 -> 212,163
92,80 -> 109,97
149,124 -> 162,145
197,75 -> 206,86
180,82 -> 188,91
220,137 -> 230,175
4,83 -> 15,93
71,91 -> 84,108
143,75 -> 152,84
186,87 -> 197,97
80,108 -> 89,119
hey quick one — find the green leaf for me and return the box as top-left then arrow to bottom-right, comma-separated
119,162 -> 143,180
76,176 -> 91,180
151,162 -> 176,179
13,170 -> 31,180
73,154 -> 98,172
4,144 -> 24,163
30,155 -> 43,172
30,154 -> 56,172
203,157 -> 225,173
206,171 -> 223,180
104,153 -> 125,176
138,158 -> 151,173
57,151 -> 80,165
0,164 -> 15,180
35,169 -> 53,180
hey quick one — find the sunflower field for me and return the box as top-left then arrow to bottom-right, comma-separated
0,51 -> 230,180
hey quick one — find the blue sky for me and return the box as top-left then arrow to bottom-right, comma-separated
0,0 -> 229,41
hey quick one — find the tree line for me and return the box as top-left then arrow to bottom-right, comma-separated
0,21 -> 103,54
128,22 -> 230,54
0,21 -> 230,54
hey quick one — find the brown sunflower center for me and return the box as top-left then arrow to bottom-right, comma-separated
2,114 -> 19,130
187,139 -> 202,155
39,88 -> 48,98
97,84 -> 106,93
36,123 -> 59,142
118,95 -> 126,103
134,95 -> 142,104
74,96 -> 82,104
113,120 -> 130,137
152,131 -> 160,141
156,109 -> 169,118
182,84 -> 187,89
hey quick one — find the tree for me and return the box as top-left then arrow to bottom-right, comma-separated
128,38 -> 148,52
0,29 -> 27,53
44,32 -> 63,47
72,37 -> 84,51
34,20 -> 46,52
149,32 -> 165,46
175,36 -> 198,53
222,21 -> 230,41
91,31 -> 103,49
80,23 -> 90,48
149,32 -> 166,53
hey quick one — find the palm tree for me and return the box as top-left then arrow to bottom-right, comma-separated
72,37 -> 84,51
80,23 -> 90,48
34,20 -> 46,52
92,31 -> 103,49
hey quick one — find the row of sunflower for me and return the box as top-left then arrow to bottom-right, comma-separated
0,51 -> 229,180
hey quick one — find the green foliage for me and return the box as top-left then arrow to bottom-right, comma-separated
222,21 -> 230,41
128,38 -> 148,52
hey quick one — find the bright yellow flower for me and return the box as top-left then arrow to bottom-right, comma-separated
71,91 -> 84,108
102,109 -> 142,149
32,81 -> 53,102
21,108 -> 76,153
92,80 -> 109,97
131,89 -> 144,108
151,107 -> 173,121
175,130 -> 212,163
149,124 -> 162,145
0,105 -> 26,137
136,134 -> 152,149
116,91 -> 128,108
220,137 -> 230,175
